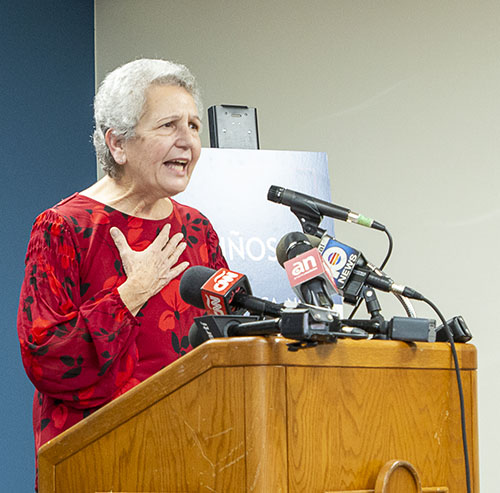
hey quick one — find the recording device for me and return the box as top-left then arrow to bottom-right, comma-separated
388,316 -> 436,342
268,185 -> 386,233
279,307 -> 349,343
277,232 -> 338,309
341,315 -> 436,342
179,266 -> 283,317
208,105 -> 259,149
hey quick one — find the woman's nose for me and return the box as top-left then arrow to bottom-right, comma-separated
174,123 -> 197,147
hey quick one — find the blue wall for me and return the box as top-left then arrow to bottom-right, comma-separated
0,2 -> 95,490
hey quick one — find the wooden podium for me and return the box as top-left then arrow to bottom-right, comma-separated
38,337 -> 478,492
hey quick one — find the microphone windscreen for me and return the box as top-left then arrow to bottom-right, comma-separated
179,266 -> 216,309
188,321 -> 209,348
275,235 -> 290,267
267,185 -> 283,203
275,231 -> 313,266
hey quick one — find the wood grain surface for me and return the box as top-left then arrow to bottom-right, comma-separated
38,337 -> 478,492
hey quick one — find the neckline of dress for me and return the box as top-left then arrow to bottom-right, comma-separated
75,192 -> 177,222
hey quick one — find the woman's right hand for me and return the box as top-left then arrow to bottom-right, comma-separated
110,224 -> 189,315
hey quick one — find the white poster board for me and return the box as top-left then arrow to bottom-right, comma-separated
177,148 -> 341,308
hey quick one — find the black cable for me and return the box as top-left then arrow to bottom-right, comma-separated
420,296 -> 472,493
379,227 -> 393,271
347,226 -> 393,319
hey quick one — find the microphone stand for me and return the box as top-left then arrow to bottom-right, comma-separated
341,286 -> 436,343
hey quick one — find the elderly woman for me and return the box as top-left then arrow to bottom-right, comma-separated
17,59 -> 227,478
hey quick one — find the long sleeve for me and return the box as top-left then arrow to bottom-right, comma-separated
17,209 -> 140,409
19,194 -> 229,472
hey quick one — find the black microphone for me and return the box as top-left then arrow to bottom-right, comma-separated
188,314 -> 261,348
188,320 -> 213,349
314,234 -> 424,302
268,185 -> 385,231
276,232 -> 338,309
179,266 -> 283,317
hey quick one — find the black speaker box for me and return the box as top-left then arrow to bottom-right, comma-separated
208,105 -> 259,149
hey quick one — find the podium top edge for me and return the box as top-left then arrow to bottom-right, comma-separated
38,336 -> 476,463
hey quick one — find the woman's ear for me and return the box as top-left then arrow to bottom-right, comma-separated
105,129 -> 127,165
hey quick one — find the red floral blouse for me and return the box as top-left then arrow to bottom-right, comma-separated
17,193 -> 227,471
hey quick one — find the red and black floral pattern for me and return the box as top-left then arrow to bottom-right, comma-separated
17,193 -> 227,473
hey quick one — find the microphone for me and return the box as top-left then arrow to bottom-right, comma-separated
268,185 -> 385,231
188,314 -> 260,348
276,232 -> 338,309
179,266 -> 283,317
314,234 -> 367,304
188,321 -> 211,348
314,234 -> 424,302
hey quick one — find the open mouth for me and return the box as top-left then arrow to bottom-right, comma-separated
164,159 -> 188,170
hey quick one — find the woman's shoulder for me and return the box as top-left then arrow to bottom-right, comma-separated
54,192 -> 118,216
29,193 -> 80,230
31,193 -> 121,239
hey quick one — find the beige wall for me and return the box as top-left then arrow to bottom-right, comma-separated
95,0 -> 500,488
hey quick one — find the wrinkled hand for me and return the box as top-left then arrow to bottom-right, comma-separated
110,224 -> 189,315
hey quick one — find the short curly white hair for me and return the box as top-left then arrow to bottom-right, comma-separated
93,58 -> 202,178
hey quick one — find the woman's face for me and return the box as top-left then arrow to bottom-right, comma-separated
119,84 -> 202,199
